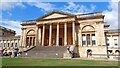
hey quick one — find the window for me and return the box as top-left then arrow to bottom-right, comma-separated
86,26 -> 90,31
2,33 -> 4,35
107,43 -> 109,46
82,34 -> 86,45
82,41 -> 86,45
92,40 -> 96,45
92,34 -> 96,45
11,43 -> 13,47
15,43 -> 17,47
114,39 -> 117,41
8,43 -> 9,47
87,34 -> 90,45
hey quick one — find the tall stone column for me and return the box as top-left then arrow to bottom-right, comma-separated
38,28 -> 42,45
72,22 -> 75,45
20,30 -> 23,47
49,24 -> 52,46
35,27 -> 39,46
56,23 -> 59,46
78,29 -> 82,46
64,23 -> 67,46
22,28 -> 26,47
42,24 -> 45,46
21,29 -> 24,47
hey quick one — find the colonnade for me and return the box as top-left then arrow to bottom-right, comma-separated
38,22 -> 76,46
0,39 -> 20,48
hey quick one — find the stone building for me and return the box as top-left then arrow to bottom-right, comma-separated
0,26 -> 20,48
106,29 -> 120,59
0,26 -> 16,37
20,11 -> 111,58
0,11 -> 119,59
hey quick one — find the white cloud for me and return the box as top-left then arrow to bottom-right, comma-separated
62,2 -> 96,14
0,2 -> 25,11
27,2 -> 55,11
0,20 -> 22,35
103,0 -> 118,29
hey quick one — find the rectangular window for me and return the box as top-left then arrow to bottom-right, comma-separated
114,39 -> 117,41
92,40 -> 96,45
107,43 -> 109,46
82,41 -> 86,45
8,43 -> 9,47
87,34 -> 90,45
92,34 -> 96,45
82,34 -> 86,45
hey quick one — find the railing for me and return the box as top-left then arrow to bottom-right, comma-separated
22,20 -> 36,24
0,35 -> 20,38
76,12 -> 102,18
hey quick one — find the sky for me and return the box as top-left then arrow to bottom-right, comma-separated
0,0 -> 119,35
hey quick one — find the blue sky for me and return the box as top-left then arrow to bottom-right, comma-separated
0,1 -> 118,35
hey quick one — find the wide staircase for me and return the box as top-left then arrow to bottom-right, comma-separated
19,46 -> 69,58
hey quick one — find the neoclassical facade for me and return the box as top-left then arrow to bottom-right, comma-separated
21,11 -> 107,47
20,11 -> 111,58
0,11 -> 119,58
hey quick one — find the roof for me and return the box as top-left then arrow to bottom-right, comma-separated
36,11 -> 75,21
0,26 -> 16,33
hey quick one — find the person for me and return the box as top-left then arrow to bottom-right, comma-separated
9,49 -> 12,58
11,49 -> 14,57
0,50 -> 1,56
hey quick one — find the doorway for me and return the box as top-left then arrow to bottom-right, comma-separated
59,38 -> 62,46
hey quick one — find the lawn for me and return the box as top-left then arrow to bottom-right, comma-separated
1,58 -> 118,66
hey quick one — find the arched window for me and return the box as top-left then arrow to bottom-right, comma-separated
82,25 -> 95,46
26,29 -> 36,47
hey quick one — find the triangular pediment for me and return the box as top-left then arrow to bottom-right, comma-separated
43,13 -> 68,19
36,11 -> 75,21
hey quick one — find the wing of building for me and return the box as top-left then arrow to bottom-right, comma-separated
0,11 -> 119,59
0,26 -> 20,49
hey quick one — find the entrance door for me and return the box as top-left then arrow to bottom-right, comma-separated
59,38 -> 62,46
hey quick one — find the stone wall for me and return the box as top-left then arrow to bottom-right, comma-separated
79,46 -> 108,58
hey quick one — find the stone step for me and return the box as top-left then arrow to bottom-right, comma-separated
20,46 -> 68,58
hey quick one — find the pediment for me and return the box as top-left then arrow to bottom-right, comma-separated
36,11 -> 75,21
43,13 -> 68,19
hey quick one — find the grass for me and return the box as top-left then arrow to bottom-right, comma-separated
2,58 -> 118,66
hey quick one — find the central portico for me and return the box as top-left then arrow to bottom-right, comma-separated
36,17 -> 76,46
21,11 -> 77,47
